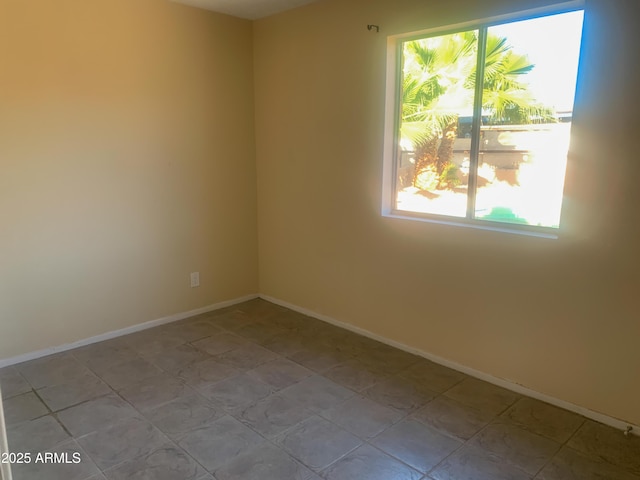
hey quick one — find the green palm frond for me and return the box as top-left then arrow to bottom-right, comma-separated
468,33 -> 534,89
401,121 -> 438,146
400,29 -> 554,148
482,88 -> 555,123
407,42 -> 438,71
485,34 -> 510,59
401,112 -> 458,147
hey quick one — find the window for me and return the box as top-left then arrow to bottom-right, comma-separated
382,2 -> 584,236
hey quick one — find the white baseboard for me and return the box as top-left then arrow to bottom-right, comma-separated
0,294 -> 259,369
260,294 -> 640,437
3,291 -> 637,437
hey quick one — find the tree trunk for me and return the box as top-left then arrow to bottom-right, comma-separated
436,121 -> 457,174
412,137 -> 438,187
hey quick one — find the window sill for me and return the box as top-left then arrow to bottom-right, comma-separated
384,210 -> 559,239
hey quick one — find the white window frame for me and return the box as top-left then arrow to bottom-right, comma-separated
381,0 -> 584,238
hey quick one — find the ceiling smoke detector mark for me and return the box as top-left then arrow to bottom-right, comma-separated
190,272 -> 200,288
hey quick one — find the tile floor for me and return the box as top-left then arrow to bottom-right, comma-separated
1,299 -> 638,480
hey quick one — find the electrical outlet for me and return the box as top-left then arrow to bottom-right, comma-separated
190,272 -> 200,288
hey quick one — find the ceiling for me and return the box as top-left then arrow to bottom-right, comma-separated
170,0 -> 319,20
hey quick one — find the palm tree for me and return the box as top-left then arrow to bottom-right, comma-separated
480,35 -> 555,124
401,30 -> 554,190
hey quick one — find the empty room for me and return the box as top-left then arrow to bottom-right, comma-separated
0,0 -> 638,479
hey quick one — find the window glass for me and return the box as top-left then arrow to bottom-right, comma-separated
394,9 -> 584,230
397,30 -> 478,218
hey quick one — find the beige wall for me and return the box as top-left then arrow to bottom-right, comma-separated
0,0 -> 258,358
254,0 -> 640,426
